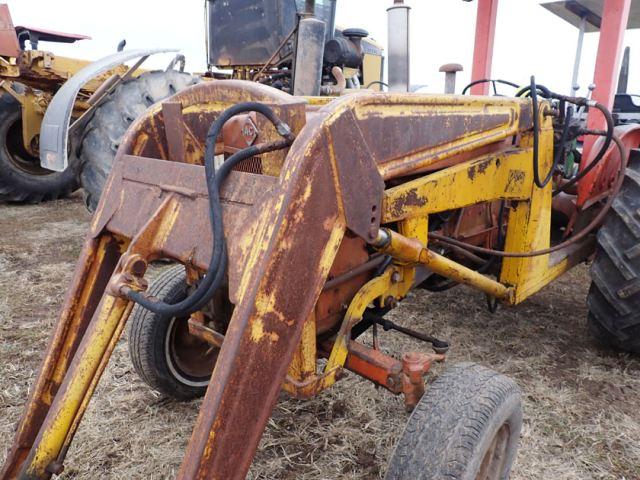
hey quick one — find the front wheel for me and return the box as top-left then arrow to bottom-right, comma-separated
128,265 -> 220,400
385,363 -> 522,480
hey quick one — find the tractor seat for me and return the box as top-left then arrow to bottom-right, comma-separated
15,25 -> 90,50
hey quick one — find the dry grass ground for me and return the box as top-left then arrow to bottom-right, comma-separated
1,195 -> 639,479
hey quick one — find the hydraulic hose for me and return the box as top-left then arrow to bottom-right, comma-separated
529,76 -> 549,188
516,79 -> 615,196
429,134 -> 628,258
552,101 -> 615,196
529,77 -> 577,189
126,102 -> 295,317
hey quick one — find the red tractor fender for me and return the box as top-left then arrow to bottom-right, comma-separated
579,124 -> 640,209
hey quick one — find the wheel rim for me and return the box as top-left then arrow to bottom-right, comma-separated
476,423 -> 511,480
165,316 -> 218,387
5,115 -> 51,176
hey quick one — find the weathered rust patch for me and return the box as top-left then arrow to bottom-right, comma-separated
388,189 -> 426,219
467,157 -> 493,181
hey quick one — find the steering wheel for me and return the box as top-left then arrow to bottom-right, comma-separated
462,79 -> 520,96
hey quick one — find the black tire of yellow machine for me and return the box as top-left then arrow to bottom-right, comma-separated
78,70 -> 198,211
0,90 -> 80,202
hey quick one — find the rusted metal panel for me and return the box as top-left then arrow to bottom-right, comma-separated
318,93 -> 533,180
315,235 -> 372,334
178,112 -> 347,480
120,80 -> 308,166
94,155 -> 276,304
162,101 -> 187,164
327,109 -> 385,241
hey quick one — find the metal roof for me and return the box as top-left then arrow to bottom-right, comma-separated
541,0 -> 640,32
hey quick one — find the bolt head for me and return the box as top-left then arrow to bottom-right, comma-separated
385,296 -> 398,309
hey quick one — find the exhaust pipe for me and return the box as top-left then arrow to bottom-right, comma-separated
292,1 -> 325,96
387,0 -> 411,92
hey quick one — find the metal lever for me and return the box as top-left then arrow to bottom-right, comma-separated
367,312 -> 450,354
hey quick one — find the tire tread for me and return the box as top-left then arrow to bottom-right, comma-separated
588,151 -> 640,353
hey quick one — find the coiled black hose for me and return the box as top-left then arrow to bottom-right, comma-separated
552,101 -> 615,196
126,102 -> 295,317
529,76 -> 571,188
518,78 -> 614,193
529,76 -> 547,188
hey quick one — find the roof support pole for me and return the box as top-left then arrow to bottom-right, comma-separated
470,0 -> 499,95
579,0 -> 631,205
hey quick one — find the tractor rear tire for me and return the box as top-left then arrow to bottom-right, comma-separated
385,363 -> 522,480
78,70 -> 198,211
587,149 -> 640,354
0,91 -> 80,202
128,265 -> 217,400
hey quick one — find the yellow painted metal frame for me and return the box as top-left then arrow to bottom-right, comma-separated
378,112 -> 580,304
5,89 -> 598,478
314,107 -> 584,383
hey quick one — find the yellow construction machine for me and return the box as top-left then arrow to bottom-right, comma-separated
2,0 -> 639,479
0,3 -> 196,203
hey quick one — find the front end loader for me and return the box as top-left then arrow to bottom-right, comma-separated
2,74 -> 636,478
3,1 -> 640,479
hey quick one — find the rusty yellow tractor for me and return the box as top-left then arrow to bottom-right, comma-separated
2,0 -> 639,479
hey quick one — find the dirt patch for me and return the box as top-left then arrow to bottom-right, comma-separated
1,195 -> 639,479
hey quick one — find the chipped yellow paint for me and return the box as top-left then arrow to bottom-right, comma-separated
235,192 -> 286,303
23,295 -> 132,478
382,149 -> 533,222
397,216 -> 428,290
49,236 -> 115,394
286,313 -> 317,385
317,215 -> 347,278
420,248 -> 512,300
324,268 -> 410,373
500,119 -> 561,302
250,318 -> 279,343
